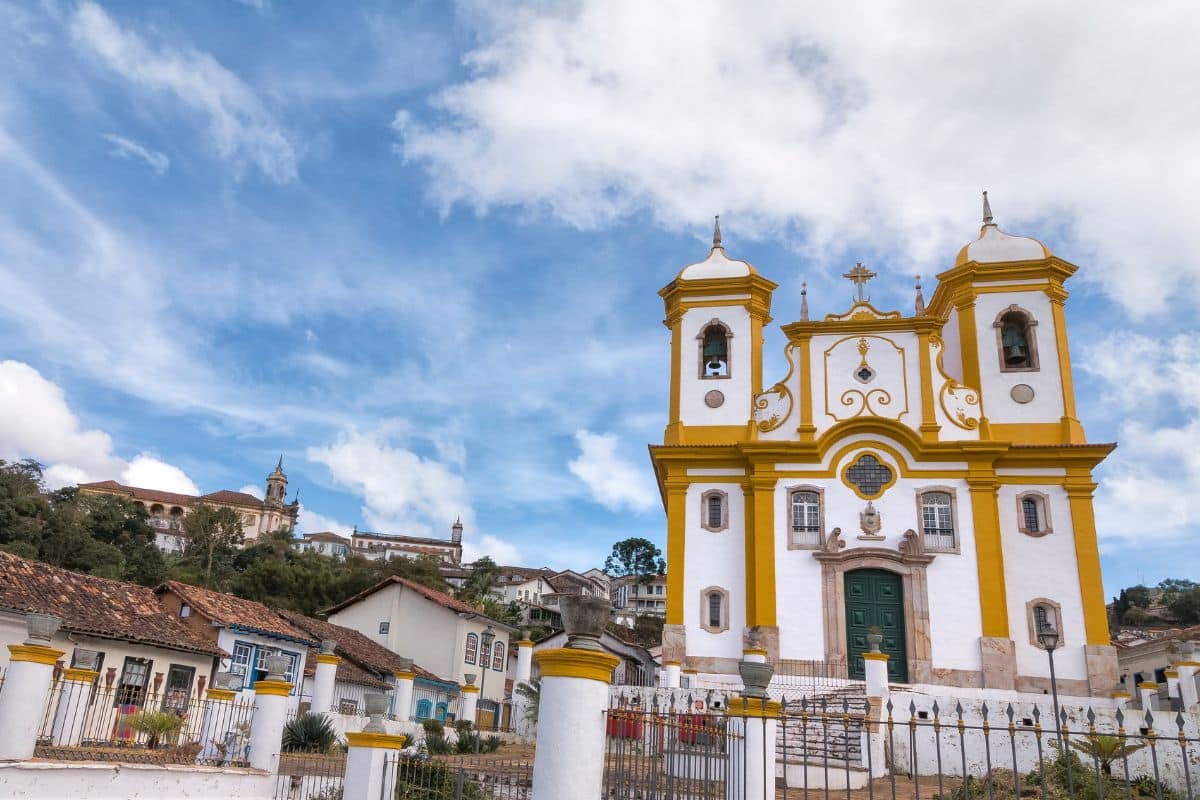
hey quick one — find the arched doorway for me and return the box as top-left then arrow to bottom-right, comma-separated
845,568 -> 908,682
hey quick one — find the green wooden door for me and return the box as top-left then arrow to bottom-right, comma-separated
845,569 -> 908,682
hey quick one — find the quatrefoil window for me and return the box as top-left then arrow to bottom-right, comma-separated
844,453 -> 894,499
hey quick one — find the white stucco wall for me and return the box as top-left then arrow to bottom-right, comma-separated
679,304 -> 752,427
683,481 -> 746,660
0,760 -> 274,800
214,628 -> 307,710
941,309 -> 963,384
973,290 -> 1065,424
810,331 -> 923,437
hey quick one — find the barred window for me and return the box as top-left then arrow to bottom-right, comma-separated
1022,497 -> 1042,532
920,491 -> 956,550
492,641 -> 505,672
464,633 -> 478,665
707,592 -> 723,628
701,490 -> 728,531
845,454 -> 893,498
790,490 -> 821,547
707,494 -> 723,528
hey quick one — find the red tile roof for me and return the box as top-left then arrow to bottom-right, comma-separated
302,532 -> 351,544
157,580 -> 316,644
198,490 -> 267,507
0,552 -> 221,656
78,481 -> 267,509
321,576 -> 514,630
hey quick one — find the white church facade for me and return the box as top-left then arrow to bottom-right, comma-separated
650,198 -> 1118,697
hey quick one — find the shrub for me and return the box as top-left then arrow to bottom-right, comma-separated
421,718 -> 444,736
129,710 -> 184,749
423,733 -> 453,755
481,735 -> 502,753
394,759 -> 485,800
453,719 -> 474,736
281,712 -> 339,754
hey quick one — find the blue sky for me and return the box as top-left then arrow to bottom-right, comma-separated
0,1 -> 1196,597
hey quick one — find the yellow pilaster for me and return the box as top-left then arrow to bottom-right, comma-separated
917,330 -> 940,442
795,334 -> 816,442
744,471 -> 777,628
1047,286 -> 1086,444
665,313 -> 683,445
955,294 -> 990,437
967,474 -> 1009,638
1065,477 -> 1111,645
665,476 -> 687,626
742,478 -> 756,625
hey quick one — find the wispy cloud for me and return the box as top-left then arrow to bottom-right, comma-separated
102,133 -> 169,174
568,429 -> 657,513
70,1 -> 296,182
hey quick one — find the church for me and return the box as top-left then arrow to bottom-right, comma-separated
649,196 -> 1118,697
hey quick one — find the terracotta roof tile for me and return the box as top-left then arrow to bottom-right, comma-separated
0,552 -> 220,656
157,580 -> 316,645
320,576 -> 514,630
199,490 -> 267,507
79,481 -> 268,509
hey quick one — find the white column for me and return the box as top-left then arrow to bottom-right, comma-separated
1138,681 -> 1159,711
662,660 -> 681,688
682,668 -> 698,689
312,652 -> 340,714
1165,670 -> 1180,706
864,652 -> 890,704
0,642 -> 65,760
1176,662 -> 1199,710
726,698 -> 779,800
196,687 -> 240,764
1111,691 -> 1131,712
460,686 -> 479,726
393,670 -> 415,721
50,668 -> 98,747
531,647 -> 620,800
515,637 -> 534,683
343,731 -> 407,800
247,677 -> 292,774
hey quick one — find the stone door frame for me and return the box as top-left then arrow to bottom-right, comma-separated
813,547 -> 935,684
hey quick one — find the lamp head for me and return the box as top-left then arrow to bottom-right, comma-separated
1037,623 -> 1060,651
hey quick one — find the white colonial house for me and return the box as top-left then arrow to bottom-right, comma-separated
612,574 -> 668,621
651,201 -> 1118,697
155,581 -> 315,710
294,531 -> 351,559
324,576 -> 516,704
349,519 -> 464,564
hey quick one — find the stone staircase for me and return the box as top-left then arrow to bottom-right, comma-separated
775,685 -> 870,768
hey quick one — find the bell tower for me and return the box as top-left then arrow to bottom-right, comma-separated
659,218 -> 776,445
265,456 -> 288,508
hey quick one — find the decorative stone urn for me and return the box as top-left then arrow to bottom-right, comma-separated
866,627 -> 884,654
72,648 -> 101,671
363,691 -> 391,733
464,673 -> 477,687
560,595 -> 610,651
25,612 -> 62,644
212,671 -> 236,690
396,657 -> 414,673
320,639 -> 337,655
738,660 -> 775,699
264,654 -> 290,682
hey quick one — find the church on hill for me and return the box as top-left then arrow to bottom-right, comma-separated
649,196 -> 1118,697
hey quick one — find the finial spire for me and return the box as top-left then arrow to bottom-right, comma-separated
800,281 -> 809,321
276,454 -> 284,471
982,190 -> 994,225
914,275 -> 926,316
712,215 -> 722,249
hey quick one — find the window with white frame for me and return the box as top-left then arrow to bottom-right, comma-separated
464,633 -> 478,665
701,489 -> 728,532
789,488 -> 823,548
492,641 -> 505,671
918,489 -> 957,551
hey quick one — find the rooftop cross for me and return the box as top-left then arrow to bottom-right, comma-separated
842,261 -> 877,304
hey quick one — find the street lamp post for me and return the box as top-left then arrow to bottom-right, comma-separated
1037,621 -> 1063,749
477,625 -> 497,752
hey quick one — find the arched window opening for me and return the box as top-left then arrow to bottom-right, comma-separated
1022,497 -> 1040,531
700,586 -> 729,633
700,323 -> 730,378
919,490 -> 956,551
707,494 -> 723,528
707,592 -> 723,629
492,641 -> 505,671
415,699 -> 432,720
994,306 -> 1040,372
1026,598 -> 1063,649
790,490 -> 822,548
701,490 -> 728,532
464,633 -> 478,665
1017,492 -> 1052,536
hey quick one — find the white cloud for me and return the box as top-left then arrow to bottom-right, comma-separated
101,133 -> 169,174
306,427 -> 471,535
395,2 -> 1200,314
237,483 -> 265,500
296,504 -> 354,536
70,2 -> 296,182
462,532 -> 521,565
0,360 -> 197,492
567,429 -> 656,512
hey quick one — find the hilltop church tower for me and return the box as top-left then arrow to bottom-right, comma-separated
650,198 -> 1118,696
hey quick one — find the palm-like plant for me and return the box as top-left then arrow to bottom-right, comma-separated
515,678 -> 540,725
281,712 -> 339,753
1069,734 -> 1149,775
129,710 -> 184,749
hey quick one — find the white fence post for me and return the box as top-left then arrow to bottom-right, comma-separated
460,674 -> 479,726
392,661 -> 415,722
662,660 -> 681,688
0,613 -> 65,760
1176,661 -> 1199,710
1138,681 -> 1159,711
50,656 -> 99,747
247,657 -> 293,774
725,661 -> 777,800
312,640 -> 339,714
196,676 -> 241,764
343,700 -> 407,800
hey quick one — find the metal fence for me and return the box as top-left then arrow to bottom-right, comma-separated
381,754 -> 533,799
34,677 -> 254,766
602,704 -> 739,799
274,748 -> 346,800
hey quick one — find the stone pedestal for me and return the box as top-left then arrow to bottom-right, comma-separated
662,624 -> 687,664
1137,682 -> 1158,712
343,731 -> 407,800
248,679 -> 292,774
1084,644 -> 1120,697
725,697 -> 779,800
515,638 -> 534,683
312,653 -> 339,714
1165,670 -> 1180,705
0,643 -> 65,760
393,670 -> 415,721
742,649 -> 768,664
50,668 -> 98,747
1111,691 -> 1131,711
863,653 -> 890,704
979,637 -> 1016,690
662,661 -> 681,688
196,688 -> 240,764
460,685 -> 479,725
531,648 -> 620,800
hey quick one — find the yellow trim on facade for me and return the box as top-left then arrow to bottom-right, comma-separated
1164,669 -> 1179,679
988,422 -> 1076,445
394,671 -> 416,681
725,696 -> 783,718
967,476 -> 1010,638
252,680 -> 293,697
796,335 -> 816,441
1111,691 -> 1131,699
674,425 -> 751,445
345,732 -> 408,750
63,667 -> 99,682
665,477 -> 687,626
1137,682 -> 1158,690
747,473 -> 777,626
517,640 -> 534,648
862,653 -> 890,662
315,653 -> 341,665
667,318 -> 682,444
1047,287 -> 1084,443
1176,661 -> 1200,668
663,660 -> 682,667
534,648 -> 620,683
7,643 -> 64,665
461,685 -> 480,694
916,331 -> 939,442
207,688 -> 237,701
1064,479 -> 1112,646
742,648 -> 769,657
682,668 -> 698,675
839,450 -> 899,500
954,296 -> 984,411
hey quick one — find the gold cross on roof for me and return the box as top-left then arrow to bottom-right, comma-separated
842,261 -> 876,303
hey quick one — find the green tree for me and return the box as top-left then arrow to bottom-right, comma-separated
604,537 -> 665,582
1168,587 -> 1200,625
181,504 -> 244,588
458,556 -> 500,605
